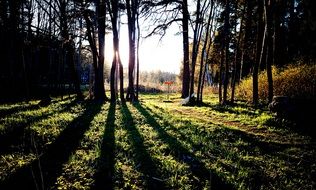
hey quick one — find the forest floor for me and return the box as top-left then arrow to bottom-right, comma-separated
0,93 -> 315,190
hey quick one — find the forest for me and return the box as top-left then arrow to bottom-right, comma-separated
0,0 -> 315,189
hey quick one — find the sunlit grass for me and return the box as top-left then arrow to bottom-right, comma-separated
0,93 -> 315,189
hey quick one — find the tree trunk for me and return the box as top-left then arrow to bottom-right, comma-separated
136,9 -> 140,100
253,0 -> 265,106
240,0 -> 253,80
189,0 -> 205,104
181,0 -> 190,98
126,0 -> 137,102
95,0 -> 107,100
231,5 -> 245,104
219,50 -> 224,103
197,1 -> 214,104
223,0 -> 230,105
266,0 -> 274,103
83,10 -> 99,99
109,0 -> 124,102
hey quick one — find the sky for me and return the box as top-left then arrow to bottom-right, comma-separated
102,0 -> 202,75
104,20 -> 183,74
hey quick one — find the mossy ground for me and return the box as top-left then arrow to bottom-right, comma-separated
0,93 -> 315,189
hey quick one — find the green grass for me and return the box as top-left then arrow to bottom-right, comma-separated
0,93 -> 315,189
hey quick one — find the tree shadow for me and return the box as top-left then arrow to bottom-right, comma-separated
143,104 -> 296,154
120,102 -> 165,189
0,104 -> 40,119
93,102 -> 116,190
132,102 -> 234,190
136,105 -> 315,189
0,100 -> 103,189
0,96 -> 77,119
204,102 -> 262,116
0,98 -> 79,154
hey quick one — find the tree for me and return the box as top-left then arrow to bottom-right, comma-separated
95,0 -> 107,100
222,0 -> 230,105
125,0 -> 139,102
265,0 -> 274,103
197,0 -> 215,104
108,0 -> 125,102
181,0 -> 190,98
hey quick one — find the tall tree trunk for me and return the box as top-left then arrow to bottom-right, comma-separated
189,0 -> 205,103
219,49 -> 224,103
126,0 -> 137,101
197,0 -> 214,103
135,9 -> 140,100
109,0 -> 124,102
223,0 -> 230,105
119,55 -> 124,102
83,10 -> 99,99
253,0 -> 265,106
181,0 -> 190,98
111,31 -> 120,102
95,0 -> 107,100
266,0 -> 273,103
231,5 -> 245,104
240,0 -> 253,81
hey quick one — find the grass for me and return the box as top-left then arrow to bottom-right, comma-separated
0,93 -> 315,189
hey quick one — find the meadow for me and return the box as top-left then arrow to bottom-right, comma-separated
0,93 -> 315,189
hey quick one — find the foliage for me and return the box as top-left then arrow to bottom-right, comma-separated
235,63 -> 316,103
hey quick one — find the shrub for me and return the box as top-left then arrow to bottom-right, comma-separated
235,63 -> 316,103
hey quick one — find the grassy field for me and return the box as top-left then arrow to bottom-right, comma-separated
0,93 -> 315,189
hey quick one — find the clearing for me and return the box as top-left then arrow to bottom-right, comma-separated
0,94 -> 315,189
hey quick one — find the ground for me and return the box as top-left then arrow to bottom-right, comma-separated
0,93 -> 315,189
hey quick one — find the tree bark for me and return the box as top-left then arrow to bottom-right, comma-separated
95,0 -> 107,100
197,1 -> 214,103
253,0 -> 265,106
126,0 -> 137,102
222,0 -> 230,105
181,0 -> 190,98
266,0 -> 274,103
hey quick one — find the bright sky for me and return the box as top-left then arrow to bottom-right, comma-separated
104,22 -> 183,74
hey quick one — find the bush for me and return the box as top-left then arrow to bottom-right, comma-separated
236,63 -> 316,103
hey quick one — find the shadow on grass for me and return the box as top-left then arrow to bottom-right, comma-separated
143,104 -> 315,189
0,104 -> 40,119
93,102 -> 116,190
204,102 -> 261,116
132,102 -> 234,190
0,100 -> 103,189
0,96 -> 76,119
0,98 -> 79,154
120,102 -> 165,189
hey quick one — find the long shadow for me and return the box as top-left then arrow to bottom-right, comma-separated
0,100 -> 103,189
0,96 -> 75,119
144,104 -> 316,189
0,104 -> 40,119
120,102 -> 165,189
206,103 -> 261,116
151,105 -> 303,153
144,106 -> 202,149
137,103 -> 316,189
216,125 -> 315,154
133,102 -> 234,190
148,103 -> 311,154
93,102 -> 116,190
0,99 -> 79,154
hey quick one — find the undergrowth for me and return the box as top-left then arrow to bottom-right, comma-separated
235,63 -> 316,103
